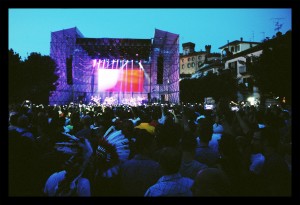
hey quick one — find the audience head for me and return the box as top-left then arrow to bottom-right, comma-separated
181,131 -> 197,153
134,128 -> 155,155
192,168 -> 231,196
159,147 -> 182,175
17,114 -> 30,129
196,118 -> 213,143
9,112 -> 19,126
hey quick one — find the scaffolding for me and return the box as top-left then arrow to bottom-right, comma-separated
49,27 -> 84,105
150,29 -> 180,104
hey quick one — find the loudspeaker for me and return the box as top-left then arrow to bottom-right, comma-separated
161,94 -> 165,103
66,55 -> 73,85
147,93 -> 151,101
157,55 -> 163,84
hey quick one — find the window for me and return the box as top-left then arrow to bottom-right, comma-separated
192,57 -> 194,61
198,56 -> 201,60
235,45 -> 240,52
182,64 -> 185,69
192,63 -> 195,67
239,66 -> 246,73
182,59 -> 184,63
188,58 -> 191,61
198,62 -> 202,67
228,61 -> 237,75
187,63 -> 190,68
228,61 -> 237,69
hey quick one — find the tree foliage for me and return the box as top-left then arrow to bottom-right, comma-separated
247,31 -> 291,103
9,49 -> 24,104
180,70 -> 237,103
9,49 -> 59,104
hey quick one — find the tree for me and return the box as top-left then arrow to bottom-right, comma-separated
22,52 -> 59,104
247,31 -> 291,105
180,70 -> 237,103
9,50 -> 59,104
9,49 -> 24,104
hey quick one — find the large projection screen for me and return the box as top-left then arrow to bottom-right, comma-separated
97,68 -> 144,92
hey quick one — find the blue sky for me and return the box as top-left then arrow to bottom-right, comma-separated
9,8 -> 291,60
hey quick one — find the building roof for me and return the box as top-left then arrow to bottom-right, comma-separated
218,40 -> 260,49
206,53 -> 221,58
182,42 -> 195,47
199,61 -> 223,70
222,43 -> 263,61
222,30 -> 291,61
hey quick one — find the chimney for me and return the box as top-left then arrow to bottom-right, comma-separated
240,37 -> 243,42
205,45 -> 211,54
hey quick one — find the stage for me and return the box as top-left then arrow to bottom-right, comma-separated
49,27 -> 180,105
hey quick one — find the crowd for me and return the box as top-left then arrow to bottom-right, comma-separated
8,99 -> 292,196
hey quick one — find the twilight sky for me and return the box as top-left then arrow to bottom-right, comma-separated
9,8 -> 291,60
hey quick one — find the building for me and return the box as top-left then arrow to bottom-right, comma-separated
219,32 -> 291,103
219,38 -> 260,57
191,53 -> 223,79
180,42 -> 221,79
219,38 -> 262,102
